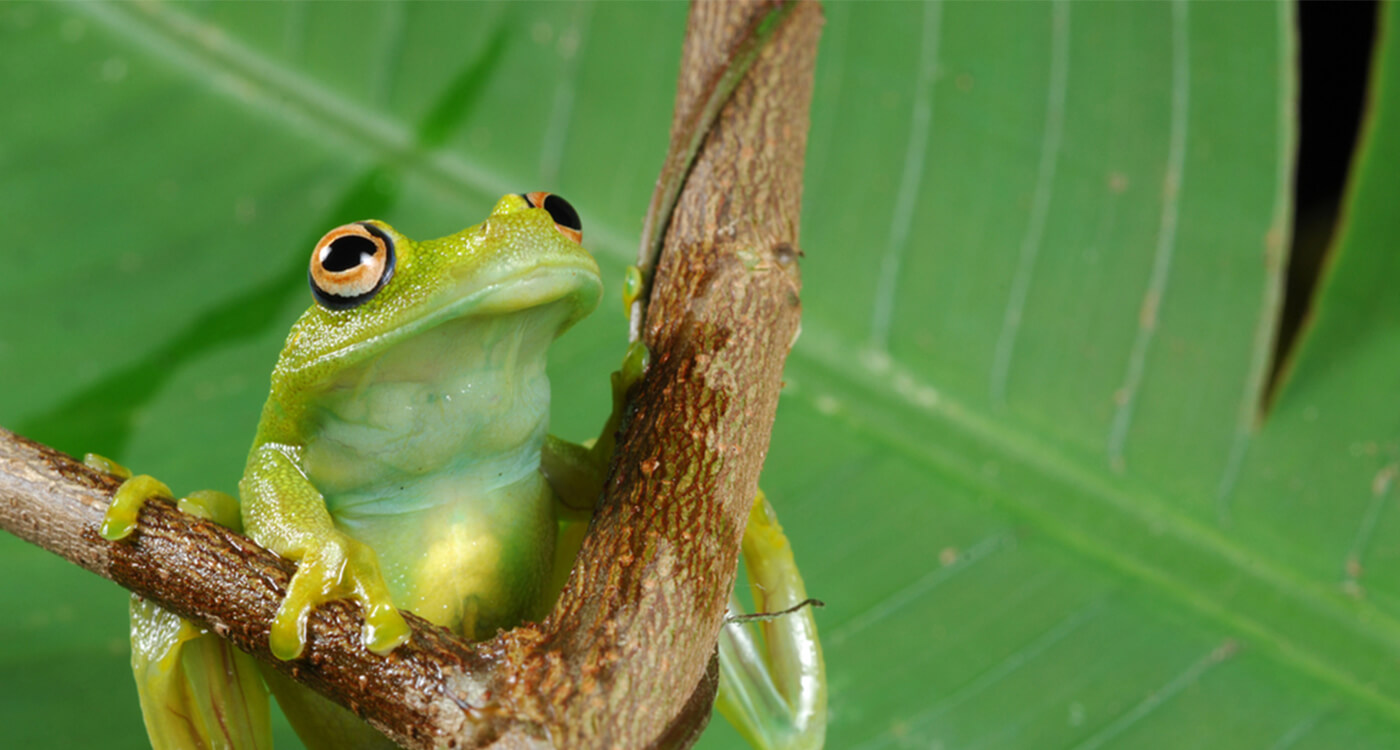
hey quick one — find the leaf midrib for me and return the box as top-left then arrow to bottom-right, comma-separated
792,325 -> 1400,724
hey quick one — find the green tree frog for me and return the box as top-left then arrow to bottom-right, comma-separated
94,193 -> 824,749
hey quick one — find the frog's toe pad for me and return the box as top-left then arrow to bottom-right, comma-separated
361,601 -> 410,656
269,598 -> 312,661
84,453 -> 132,480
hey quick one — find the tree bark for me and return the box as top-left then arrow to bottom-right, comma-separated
0,2 -> 822,747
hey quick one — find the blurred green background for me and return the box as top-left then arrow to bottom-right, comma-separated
3,2 -> 1399,748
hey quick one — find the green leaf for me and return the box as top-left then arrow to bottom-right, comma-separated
2,2 -> 1397,748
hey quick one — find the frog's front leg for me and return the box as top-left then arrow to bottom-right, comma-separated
240,444 -> 409,660
88,455 -> 272,750
717,492 -> 826,750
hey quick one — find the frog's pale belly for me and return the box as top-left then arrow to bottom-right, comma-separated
333,470 -> 556,640
294,313 -> 563,639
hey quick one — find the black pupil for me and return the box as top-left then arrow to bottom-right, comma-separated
542,194 -> 582,232
323,235 -> 376,272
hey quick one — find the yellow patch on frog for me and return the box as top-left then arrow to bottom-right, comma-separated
408,524 -> 505,637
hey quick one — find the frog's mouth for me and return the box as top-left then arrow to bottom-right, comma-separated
307,260 -> 602,376
434,264 -> 601,326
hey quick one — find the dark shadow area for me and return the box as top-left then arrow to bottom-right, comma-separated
1270,0 -> 1378,391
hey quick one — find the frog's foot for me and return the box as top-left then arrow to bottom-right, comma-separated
99,474 -> 172,541
716,492 -> 827,750
87,454 -> 242,539
129,594 -> 271,750
271,531 -> 410,660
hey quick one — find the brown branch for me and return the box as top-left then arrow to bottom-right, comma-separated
0,431 -> 506,748
0,1 -> 822,748
517,1 -> 822,744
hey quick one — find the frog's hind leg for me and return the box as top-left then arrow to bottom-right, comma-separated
86,456 -> 272,750
129,596 -> 271,750
717,492 -> 827,750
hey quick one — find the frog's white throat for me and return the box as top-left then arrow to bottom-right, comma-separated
299,298 -> 575,519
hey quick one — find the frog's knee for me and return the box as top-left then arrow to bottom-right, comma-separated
129,596 -> 272,750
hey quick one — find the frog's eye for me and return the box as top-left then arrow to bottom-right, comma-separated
309,222 -> 396,310
521,192 -> 583,244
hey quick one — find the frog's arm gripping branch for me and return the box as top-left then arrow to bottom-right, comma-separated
3,429 -> 720,749
241,445 -> 410,661
0,1 -> 822,747
0,429 -> 504,748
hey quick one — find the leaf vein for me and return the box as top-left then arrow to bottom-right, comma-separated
75,2 -> 514,211
1105,0 -> 1191,471
853,596 -> 1107,750
1069,640 -> 1238,750
826,530 -> 1015,646
989,0 -> 1071,405
869,0 -> 942,353
1214,0 -> 1297,519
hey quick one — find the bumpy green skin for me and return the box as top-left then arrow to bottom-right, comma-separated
244,194 -> 601,661
102,194 -> 825,749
